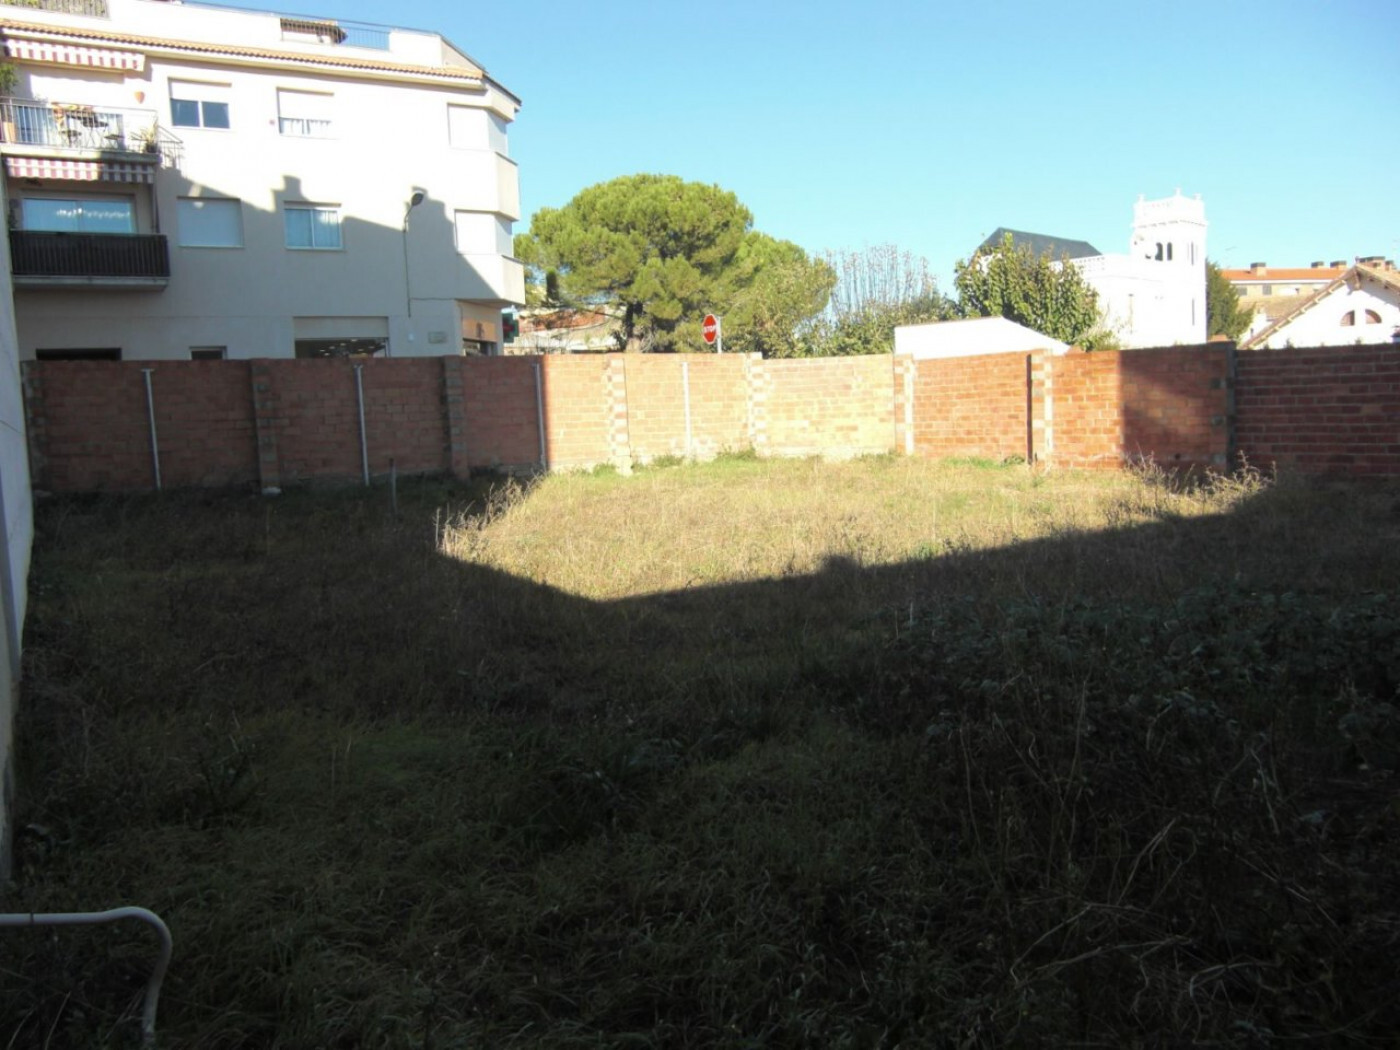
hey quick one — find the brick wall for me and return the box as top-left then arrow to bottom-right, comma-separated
460,357 -> 545,472
1236,346 -> 1400,475
911,352 -> 1029,461
20,344 -> 1400,493
761,356 -> 896,457
25,361 -> 257,492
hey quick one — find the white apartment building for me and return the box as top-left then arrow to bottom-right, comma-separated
0,0 -> 523,360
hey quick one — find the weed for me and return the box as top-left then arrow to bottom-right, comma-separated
8,463 -> 1400,1047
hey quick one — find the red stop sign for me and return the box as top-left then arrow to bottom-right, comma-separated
701,314 -> 719,344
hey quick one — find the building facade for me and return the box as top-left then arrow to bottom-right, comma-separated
0,0 -> 523,360
1239,261 -> 1400,350
979,191 -> 1208,349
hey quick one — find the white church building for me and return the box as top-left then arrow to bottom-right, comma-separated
979,191 -> 1208,349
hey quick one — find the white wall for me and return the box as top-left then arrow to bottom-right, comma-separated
0,182 -> 33,880
1254,277 -> 1400,350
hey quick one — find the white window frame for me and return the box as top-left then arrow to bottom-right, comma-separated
169,79 -> 231,130
176,197 -> 243,248
277,89 -> 334,138
284,203 -> 343,251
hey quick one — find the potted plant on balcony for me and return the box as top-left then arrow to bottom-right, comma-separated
0,63 -> 19,144
133,123 -> 159,155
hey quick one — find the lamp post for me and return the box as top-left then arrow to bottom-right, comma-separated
400,190 -> 425,353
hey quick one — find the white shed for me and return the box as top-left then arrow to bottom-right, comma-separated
894,316 -> 1070,359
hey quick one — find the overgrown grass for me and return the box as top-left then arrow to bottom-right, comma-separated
6,458 -> 1399,1047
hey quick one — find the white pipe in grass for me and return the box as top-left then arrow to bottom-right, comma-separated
0,906 -> 172,1047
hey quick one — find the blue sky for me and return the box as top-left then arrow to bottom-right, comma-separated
223,0 -> 1397,285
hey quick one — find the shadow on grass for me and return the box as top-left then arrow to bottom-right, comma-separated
8,469 -> 1400,1048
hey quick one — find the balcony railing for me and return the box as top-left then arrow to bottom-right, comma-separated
280,14 -> 390,50
0,0 -> 108,16
10,231 -> 170,282
2,98 -> 156,152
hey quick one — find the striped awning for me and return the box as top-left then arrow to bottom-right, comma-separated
2,38 -> 145,71
5,155 -> 153,183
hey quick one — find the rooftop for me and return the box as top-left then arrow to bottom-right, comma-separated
978,227 -> 1101,261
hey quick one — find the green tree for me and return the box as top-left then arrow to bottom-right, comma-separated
515,174 -> 752,353
953,233 -> 1102,347
717,233 -> 837,358
1206,260 -> 1252,341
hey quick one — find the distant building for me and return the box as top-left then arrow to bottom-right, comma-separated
0,0 -> 523,360
511,306 -> 619,355
1220,261 -> 1349,344
979,191 -> 1208,349
1239,260 -> 1400,350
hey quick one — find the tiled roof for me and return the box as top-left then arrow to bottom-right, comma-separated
1249,294 -> 1312,324
0,18 -> 484,82
1222,267 -> 1345,283
978,227 -> 1101,261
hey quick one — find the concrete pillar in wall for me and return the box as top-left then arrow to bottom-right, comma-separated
249,361 -> 283,494
604,355 -> 631,472
441,357 -> 471,478
744,353 -> 770,457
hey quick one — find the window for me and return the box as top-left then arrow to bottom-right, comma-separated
170,80 -> 230,129
177,198 -> 242,247
1364,309 -> 1381,325
277,89 -> 333,137
36,347 -> 121,361
190,346 -> 227,360
284,204 -> 342,249
21,197 -> 134,233
1154,242 -> 1163,261
447,104 -> 509,153
1341,311 -> 1355,327
1167,243 -> 1174,261
454,210 -> 511,255
294,338 -> 385,358
1261,284 -> 1272,296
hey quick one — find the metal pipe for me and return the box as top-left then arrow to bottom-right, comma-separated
140,368 -> 161,491
0,906 -> 172,1048
681,360 -> 693,458
533,360 -> 547,470
353,363 -> 369,486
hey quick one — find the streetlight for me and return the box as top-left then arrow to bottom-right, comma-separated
400,190 -> 426,352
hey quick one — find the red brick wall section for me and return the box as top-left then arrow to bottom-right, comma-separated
910,352 -> 1028,461
24,361 -> 259,491
539,356 -> 611,470
358,358 -> 449,477
460,356 -> 544,472
145,362 -> 258,488
21,345 -> 1400,493
267,360 -> 365,483
1236,345 -> 1400,476
1049,352 -> 1124,468
1041,347 -> 1230,470
25,362 -> 164,492
1116,346 -> 1229,469
764,356 -> 896,457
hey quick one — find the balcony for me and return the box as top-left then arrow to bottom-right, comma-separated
0,0 -> 108,15
9,231 -> 170,289
0,98 -> 182,166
